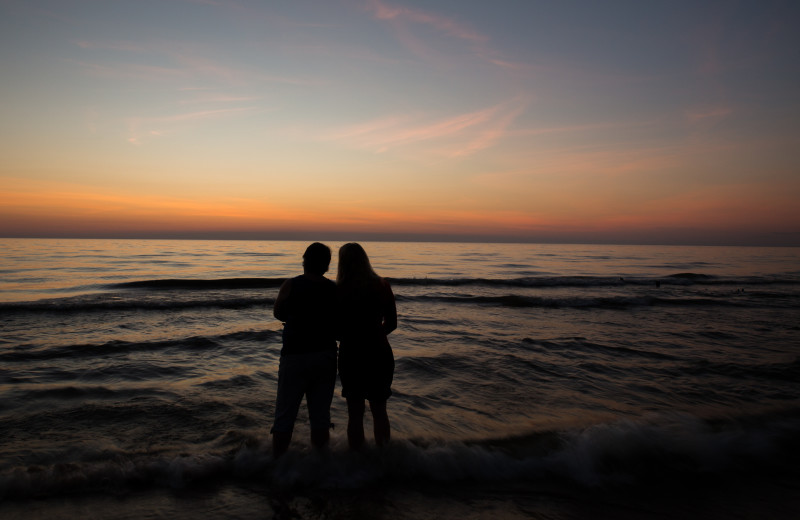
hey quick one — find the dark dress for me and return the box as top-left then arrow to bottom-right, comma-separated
337,278 -> 396,402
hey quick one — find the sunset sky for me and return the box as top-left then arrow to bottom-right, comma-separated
1,0 -> 799,245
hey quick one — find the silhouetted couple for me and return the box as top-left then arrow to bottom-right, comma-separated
271,242 -> 397,457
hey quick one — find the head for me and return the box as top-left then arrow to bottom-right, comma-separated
337,242 -> 377,285
302,242 -> 331,276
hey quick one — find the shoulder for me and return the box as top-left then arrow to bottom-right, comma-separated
378,277 -> 394,297
307,275 -> 337,294
288,274 -> 314,288
323,277 -> 337,295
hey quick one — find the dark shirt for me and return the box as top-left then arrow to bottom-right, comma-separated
277,275 -> 338,355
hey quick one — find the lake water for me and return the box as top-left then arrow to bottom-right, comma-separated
1,238 -> 799,519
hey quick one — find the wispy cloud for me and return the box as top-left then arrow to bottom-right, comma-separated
365,0 -> 488,44
510,118 -> 660,139
73,39 -> 316,87
75,40 -> 148,52
126,107 -> 257,145
72,59 -> 187,83
451,97 -> 529,157
684,106 -> 733,123
178,93 -> 261,105
362,0 -> 493,66
489,59 -> 531,72
325,96 -> 529,157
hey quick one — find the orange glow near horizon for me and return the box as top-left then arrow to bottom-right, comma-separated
1,1 -> 799,245
4,173 -> 798,244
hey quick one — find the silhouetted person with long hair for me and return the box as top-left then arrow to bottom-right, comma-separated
336,243 -> 397,450
271,242 -> 337,457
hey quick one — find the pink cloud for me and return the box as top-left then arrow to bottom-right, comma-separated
365,0 -> 487,43
362,0 -> 495,68
326,96 -> 528,157
450,97 -> 529,157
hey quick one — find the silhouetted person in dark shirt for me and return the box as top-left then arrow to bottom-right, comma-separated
336,243 -> 397,450
272,242 -> 337,457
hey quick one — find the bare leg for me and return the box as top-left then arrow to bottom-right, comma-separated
369,399 -> 391,447
346,398 -> 366,451
272,431 -> 292,458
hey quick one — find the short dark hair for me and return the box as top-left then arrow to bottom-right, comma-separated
303,242 -> 331,275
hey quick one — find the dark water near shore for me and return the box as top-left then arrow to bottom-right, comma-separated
1,239 -> 799,518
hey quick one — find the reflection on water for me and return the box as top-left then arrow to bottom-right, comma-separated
2,238 -> 798,302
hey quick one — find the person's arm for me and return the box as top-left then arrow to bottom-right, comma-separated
273,278 -> 292,322
381,279 -> 397,335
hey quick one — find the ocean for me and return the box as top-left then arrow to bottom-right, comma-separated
1,238 -> 799,519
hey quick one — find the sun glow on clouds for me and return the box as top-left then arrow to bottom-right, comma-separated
0,176 -> 546,238
1,0 -> 799,244
0,177 -> 315,232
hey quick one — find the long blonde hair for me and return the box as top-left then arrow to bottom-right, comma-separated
337,243 -> 380,289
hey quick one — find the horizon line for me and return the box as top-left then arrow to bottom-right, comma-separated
1,231 -> 798,248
